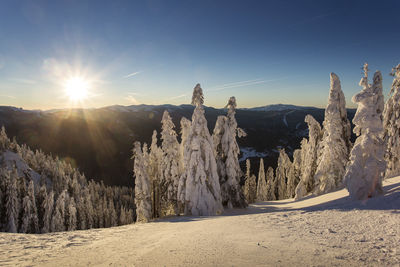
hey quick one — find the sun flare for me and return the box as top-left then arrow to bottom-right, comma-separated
64,77 -> 89,102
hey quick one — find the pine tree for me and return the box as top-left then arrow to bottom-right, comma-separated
344,64 -> 385,200
108,199 -> 117,227
133,141 -> 152,222
36,185 -> 47,232
275,149 -> 292,200
243,159 -> 257,204
286,149 -> 301,198
5,170 -> 18,233
67,197 -> 77,231
256,158 -> 268,201
213,97 -> 247,208
20,180 -> 39,233
51,190 -> 67,232
160,110 -> 180,215
178,84 -> 223,216
148,131 -> 162,218
313,73 -> 351,195
295,115 -> 322,200
383,63 -> 400,178
42,190 -> 54,233
266,167 -> 276,200
84,188 -> 94,229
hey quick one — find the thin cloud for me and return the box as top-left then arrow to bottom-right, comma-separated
165,94 -> 187,101
207,76 -> 297,93
127,92 -> 144,96
10,78 -> 37,84
124,71 -> 142,78
125,95 -> 140,105
0,94 -> 16,99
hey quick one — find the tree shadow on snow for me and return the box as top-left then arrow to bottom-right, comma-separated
152,181 -> 399,222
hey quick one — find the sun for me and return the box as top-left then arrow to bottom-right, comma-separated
64,77 -> 89,102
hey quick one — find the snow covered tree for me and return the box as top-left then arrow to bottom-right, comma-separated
313,73 -> 351,195
213,96 -> 247,208
20,180 -> 39,233
160,110 -> 180,215
133,141 -> 152,222
42,190 -> 54,233
344,64 -> 385,200
286,149 -> 301,198
51,190 -> 67,232
108,199 -> 117,227
178,84 -> 223,216
83,188 -> 94,229
383,63 -> 400,178
295,115 -> 322,200
148,131 -> 162,218
275,149 -> 292,200
66,197 -> 77,231
256,158 -> 268,201
5,170 -> 18,233
243,159 -> 257,203
36,185 -> 47,231
266,167 -> 276,200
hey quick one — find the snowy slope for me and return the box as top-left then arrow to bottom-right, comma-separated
0,150 -> 41,184
0,178 -> 399,266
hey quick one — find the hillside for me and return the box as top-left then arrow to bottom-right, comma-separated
0,104 -> 356,187
0,176 -> 398,266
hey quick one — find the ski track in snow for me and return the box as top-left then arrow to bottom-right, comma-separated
1,177 -> 399,266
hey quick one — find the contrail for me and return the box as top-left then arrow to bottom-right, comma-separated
124,71 -> 142,78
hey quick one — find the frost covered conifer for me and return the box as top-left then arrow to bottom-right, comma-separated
295,115 -> 322,200
383,64 -> 400,178
243,159 -> 257,203
67,197 -> 77,231
5,170 -> 18,233
256,158 -> 268,201
286,149 -> 301,198
213,97 -> 247,208
275,149 -> 292,200
133,141 -> 152,222
266,167 -> 276,200
160,110 -> 180,215
148,131 -> 162,218
51,190 -> 67,232
313,73 -> 351,195
344,64 -> 385,200
20,180 -> 39,233
178,84 -> 223,216
42,190 -> 54,233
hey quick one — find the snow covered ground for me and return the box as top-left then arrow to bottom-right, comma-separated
1,177 -> 399,266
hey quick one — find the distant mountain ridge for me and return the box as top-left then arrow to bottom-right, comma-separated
0,104 -> 356,187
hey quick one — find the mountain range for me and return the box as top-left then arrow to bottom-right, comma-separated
0,104 -> 356,187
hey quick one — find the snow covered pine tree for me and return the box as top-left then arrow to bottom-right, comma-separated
383,63 -> 400,178
313,73 -> 351,195
344,63 -> 385,200
213,96 -> 247,208
133,142 -> 152,222
178,84 -> 223,216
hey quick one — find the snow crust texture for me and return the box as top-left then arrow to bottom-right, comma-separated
1,176 -> 398,266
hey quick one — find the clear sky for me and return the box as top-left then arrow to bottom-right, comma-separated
0,0 -> 399,110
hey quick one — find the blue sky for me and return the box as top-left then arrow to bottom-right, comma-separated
0,0 -> 399,109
